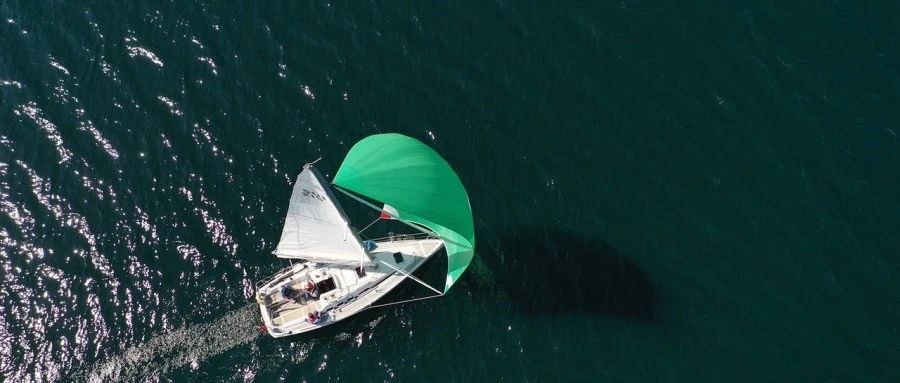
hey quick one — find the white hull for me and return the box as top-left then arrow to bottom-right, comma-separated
256,236 -> 443,338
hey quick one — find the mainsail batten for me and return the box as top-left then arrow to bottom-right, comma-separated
274,165 -> 370,264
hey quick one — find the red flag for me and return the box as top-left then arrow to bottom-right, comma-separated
379,204 -> 399,220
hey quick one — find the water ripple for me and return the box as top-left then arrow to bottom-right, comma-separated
14,103 -> 73,164
123,35 -> 164,67
0,163 -> 102,382
48,55 -> 71,76
74,109 -> 120,160
0,162 -> 36,237
157,95 -> 184,116
16,161 -> 116,284
1,79 -> 24,88
197,56 -> 218,75
181,188 -> 238,256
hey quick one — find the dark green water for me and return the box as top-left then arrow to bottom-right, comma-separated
1,1 -> 898,381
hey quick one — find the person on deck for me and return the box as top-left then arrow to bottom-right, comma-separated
303,280 -> 319,299
281,285 -> 300,301
307,311 -> 321,324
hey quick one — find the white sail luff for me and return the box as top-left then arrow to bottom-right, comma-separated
274,165 -> 370,264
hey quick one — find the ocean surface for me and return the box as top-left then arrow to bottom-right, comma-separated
1,1 -> 898,381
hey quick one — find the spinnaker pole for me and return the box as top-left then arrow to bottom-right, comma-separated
377,259 -> 444,296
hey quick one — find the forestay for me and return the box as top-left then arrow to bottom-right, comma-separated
333,133 -> 475,292
274,165 -> 371,264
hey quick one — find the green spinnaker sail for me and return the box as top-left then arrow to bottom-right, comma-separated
333,133 -> 475,293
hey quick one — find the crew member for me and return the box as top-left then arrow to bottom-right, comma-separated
303,280 -> 320,299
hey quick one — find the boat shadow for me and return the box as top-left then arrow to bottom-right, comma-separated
484,228 -> 661,322
270,227 -> 661,343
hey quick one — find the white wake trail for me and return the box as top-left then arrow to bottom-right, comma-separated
79,304 -> 260,382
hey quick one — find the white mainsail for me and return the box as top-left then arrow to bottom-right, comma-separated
274,165 -> 370,264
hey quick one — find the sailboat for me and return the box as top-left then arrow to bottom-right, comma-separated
255,133 -> 476,337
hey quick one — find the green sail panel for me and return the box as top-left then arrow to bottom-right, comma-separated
333,133 -> 475,292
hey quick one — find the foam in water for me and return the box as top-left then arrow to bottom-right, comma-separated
80,305 -> 260,382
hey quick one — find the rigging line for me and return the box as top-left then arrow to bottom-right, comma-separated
394,219 -> 439,239
366,293 -> 443,310
332,184 -> 386,214
378,260 -> 444,296
332,185 -> 440,237
358,217 -> 381,234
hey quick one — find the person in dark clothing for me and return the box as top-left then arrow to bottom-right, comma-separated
282,285 -> 300,300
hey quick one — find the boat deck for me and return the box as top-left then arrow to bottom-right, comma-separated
257,237 -> 443,337
263,271 -> 342,326
266,280 -> 321,326
270,300 -> 318,326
